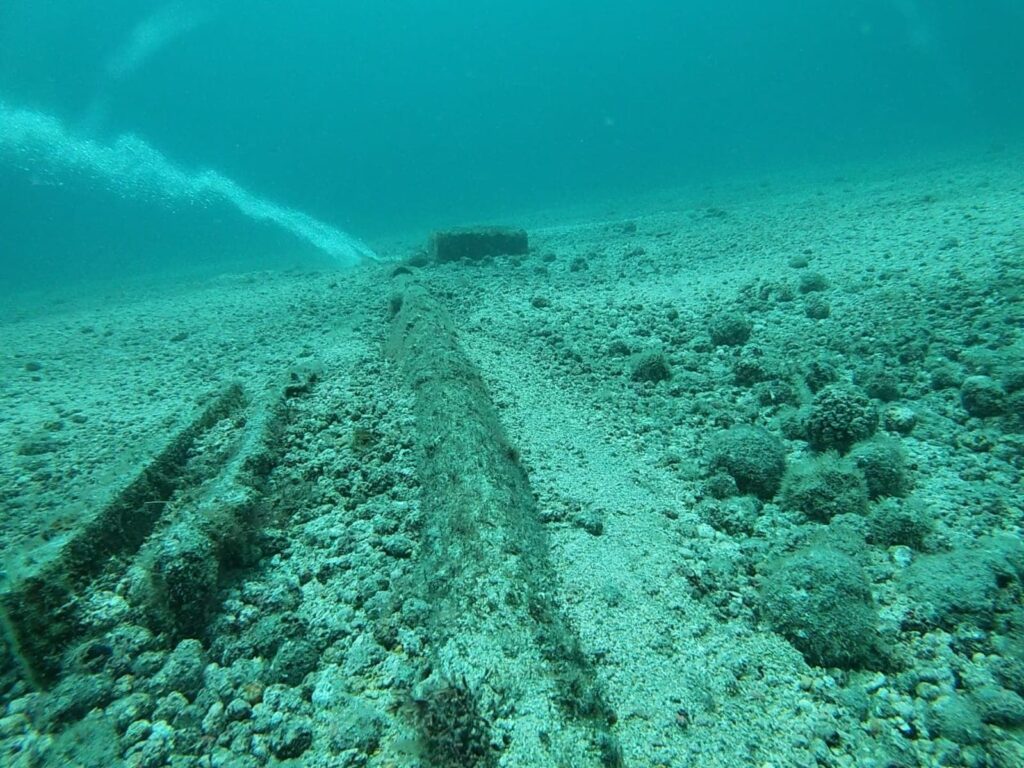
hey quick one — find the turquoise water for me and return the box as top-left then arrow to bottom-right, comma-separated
1,1 -> 1021,285
2,5 -> 1024,768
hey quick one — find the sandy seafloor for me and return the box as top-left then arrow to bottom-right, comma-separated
0,149 -> 1022,768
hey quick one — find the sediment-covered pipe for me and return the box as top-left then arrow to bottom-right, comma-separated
140,387 -> 292,639
386,274 -> 620,766
0,384 -> 245,686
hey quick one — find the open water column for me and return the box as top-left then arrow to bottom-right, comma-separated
0,2 -> 375,266
0,103 -> 376,265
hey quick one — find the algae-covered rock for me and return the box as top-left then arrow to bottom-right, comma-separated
899,535 -> 1024,630
866,498 -> 933,550
759,544 -> 879,669
849,436 -> 911,499
960,375 -> 1006,417
972,685 -> 1024,727
708,425 -> 786,500
630,348 -> 672,383
806,384 -> 879,454
928,693 -> 985,746
779,453 -> 868,522
708,311 -> 753,347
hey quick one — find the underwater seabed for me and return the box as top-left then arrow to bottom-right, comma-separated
1,149 -> 1023,767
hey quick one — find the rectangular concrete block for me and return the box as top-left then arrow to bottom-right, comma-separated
429,226 -> 528,263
